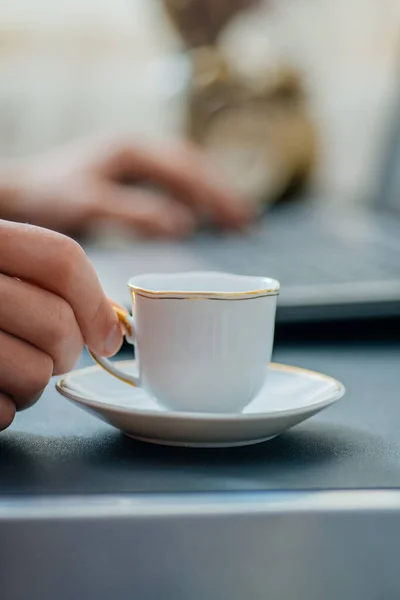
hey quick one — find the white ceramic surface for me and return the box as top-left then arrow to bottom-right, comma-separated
56,361 -> 345,448
91,271 -> 280,413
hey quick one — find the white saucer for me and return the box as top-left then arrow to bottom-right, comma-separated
56,361 -> 345,448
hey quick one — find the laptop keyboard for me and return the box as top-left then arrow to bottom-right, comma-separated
89,205 -> 400,314
178,208 -> 400,287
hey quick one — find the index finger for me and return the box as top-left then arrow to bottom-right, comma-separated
102,140 -> 254,228
0,221 -> 122,357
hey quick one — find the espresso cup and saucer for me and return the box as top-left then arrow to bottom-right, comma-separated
56,272 -> 345,447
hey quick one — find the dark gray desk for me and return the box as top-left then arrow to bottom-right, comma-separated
1,331 -> 400,600
1,338 -> 400,494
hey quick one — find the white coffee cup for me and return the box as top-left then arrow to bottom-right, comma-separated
90,271 -> 279,413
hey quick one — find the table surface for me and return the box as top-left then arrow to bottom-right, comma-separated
1,328 -> 400,496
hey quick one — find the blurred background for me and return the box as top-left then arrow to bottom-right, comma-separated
1,0 -> 400,207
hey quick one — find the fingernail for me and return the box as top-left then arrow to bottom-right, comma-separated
104,323 -> 123,357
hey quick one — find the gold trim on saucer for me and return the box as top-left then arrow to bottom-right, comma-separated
56,361 -> 343,397
269,362 -> 343,392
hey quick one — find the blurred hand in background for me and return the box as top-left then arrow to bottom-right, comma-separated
0,135 -> 254,238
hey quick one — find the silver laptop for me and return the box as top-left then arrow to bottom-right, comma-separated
86,99 -> 400,324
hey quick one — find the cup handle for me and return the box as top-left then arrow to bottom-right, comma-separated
88,303 -> 140,387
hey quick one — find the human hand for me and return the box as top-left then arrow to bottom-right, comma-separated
0,220 -> 123,431
0,136 -> 253,237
